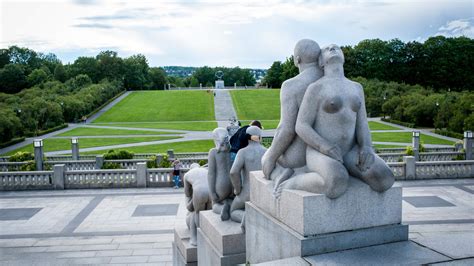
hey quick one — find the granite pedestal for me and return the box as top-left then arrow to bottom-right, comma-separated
246,171 -> 408,264
197,210 -> 246,266
173,225 -> 197,266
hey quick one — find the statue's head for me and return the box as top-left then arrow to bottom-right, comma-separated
212,127 -> 230,152
293,39 -> 321,68
319,44 -> 345,69
246,126 -> 262,142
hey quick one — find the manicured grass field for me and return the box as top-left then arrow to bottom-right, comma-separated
80,140 -> 214,155
92,121 -> 217,131
58,127 -> 180,136
4,136 -> 181,155
368,121 -> 401,131
93,91 -> 215,123
371,132 -> 455,145
230,89 -> 280,120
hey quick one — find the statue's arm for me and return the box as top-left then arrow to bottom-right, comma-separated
355,84 -> 375,170
184,177 -> 194,212
262,83 -> 297,175
207,149 -> 218,201
230,151 -> 244,195
295,85 -> 343,162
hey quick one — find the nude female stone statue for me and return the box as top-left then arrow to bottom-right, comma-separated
208,128 -> 234,220
229,126 -> 267,229
184,163 -> 211,246
276,44 -> 394,199
261,39 -> 323,193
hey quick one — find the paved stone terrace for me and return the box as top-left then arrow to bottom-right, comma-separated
1,179 -> 473,265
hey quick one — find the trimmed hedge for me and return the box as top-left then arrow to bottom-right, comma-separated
0,137 -> 26,149
434,129 -> 463,140
381,118 -> 415,129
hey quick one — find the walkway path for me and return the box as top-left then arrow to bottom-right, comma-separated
213,89 -> 238,128
0,179 -> 472,265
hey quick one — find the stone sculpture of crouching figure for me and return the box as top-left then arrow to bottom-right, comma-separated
184,163 -> 211,246
208,128 -> 234,220
276,44 -> 395,198
230,126 -> 267,231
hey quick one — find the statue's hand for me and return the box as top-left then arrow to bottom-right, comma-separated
262,152 -> 276,179
358,146 -> 375,172
321,143 -> 343,163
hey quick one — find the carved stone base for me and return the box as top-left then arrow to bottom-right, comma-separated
197,210 -> 246,266
172,226 -> 197,266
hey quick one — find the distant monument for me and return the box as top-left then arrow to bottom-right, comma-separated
215,70 -> 225,89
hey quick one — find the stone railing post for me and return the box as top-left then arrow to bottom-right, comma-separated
136,162 -> 147,188
403,156 -> 416,180
155,154 -> 163,167
464,131 -> 473,160
33,139 -> 44,171
53,164 -> 65,189
412,131 -> 420,161
95,155 -> 104,169
71,138 -> 79,160
167,149 -> 175,160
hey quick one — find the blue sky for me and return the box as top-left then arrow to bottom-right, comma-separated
1,0 -> 473,68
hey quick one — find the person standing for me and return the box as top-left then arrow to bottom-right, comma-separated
229,120 -> 262,164
172,159 -> 183,188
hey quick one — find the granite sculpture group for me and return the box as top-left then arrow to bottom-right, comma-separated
174,39 -> 403,265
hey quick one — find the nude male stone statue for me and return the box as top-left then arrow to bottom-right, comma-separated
229,126 -> 267,230
276,44 -> 394,198
184,163 -> 211,246
208,128 -> 234,220
261,39 -> 323,193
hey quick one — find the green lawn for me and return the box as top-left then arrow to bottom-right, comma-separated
92,121 -> 217,131
4,136 -> 181,155
58,127 -> 180,136
230,90 -> 280,120
80,140 -> 214,155
93,91 -> 215,123
368,121 -> 400,131
371,132 -> 455,145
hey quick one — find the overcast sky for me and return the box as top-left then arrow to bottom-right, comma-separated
1,0 -> 473,68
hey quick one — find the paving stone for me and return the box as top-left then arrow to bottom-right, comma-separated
404,196 -> 456,208
132,248 -> 169,256
132,204 -> 179,217
67,256 -> 113,264
148,254 -> 173,262
54,251 -> 97,258
46,245 -> 84,252
119,243 -> 154,250
0,208 -> 42,221
412,231 -> 474,259
95,249 -> 134,257
80,243 -> 119,251
110,255 -> 149,263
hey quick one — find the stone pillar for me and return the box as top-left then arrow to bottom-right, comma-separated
403,156 -> 416,180
33,139 -> 44,171
168,84 -> 171,90
136,162 -> 147,188
53,164 -> 65,189
167,149 -> 175,159
71,138 -> 79,160
95,155 -> 104,169
155,154 -> 163,167
234,83 -> 237,89
412,131 -> 420,161
200,83 -> 202,89
464,131 -> 473,160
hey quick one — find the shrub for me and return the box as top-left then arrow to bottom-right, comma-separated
198,159 -> 207,166
381,118 -> 415,128
103,149 -> 134,160
0,137 -> 25,149
434,129 -> 464,140
147,155 -> 158,168
101,162 -> 122,169
19,161 -> 36,171
405,146 -> 414,156
9,151 -> 34,162
159,154 -> 172,168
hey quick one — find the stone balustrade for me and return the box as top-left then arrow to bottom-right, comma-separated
0,170 -> 54,190
0,162 -> 30,172
65,168 -> 138,189
415,160 -> 474,179
387,162 -> 405,178
379,151 -> 465,162
44,160 -> 96,171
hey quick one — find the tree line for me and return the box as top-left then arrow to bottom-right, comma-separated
263,36 -> 473,135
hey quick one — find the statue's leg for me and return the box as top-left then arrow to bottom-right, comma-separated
275,148 -> 349,199
212,202 -> 224,214
240,212 -> 246,233
344,145 -> 395,192
230,195 -> 245,223
189,212 -> 198,246
220,199 -> 232,221
186,212 -> 192,230
272,167 -> 295,194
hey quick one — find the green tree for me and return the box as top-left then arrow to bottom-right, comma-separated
0,105 -> 22,143
0,64 -> 27,93
68,56 -> 100,82
264,61 -> 283,88
54,64 -> 67,82
123,54 -> 149,90
96,50 -> 124,81
281,56 -> 298,81
148,67 -> 167,90
27,68 -> 49,86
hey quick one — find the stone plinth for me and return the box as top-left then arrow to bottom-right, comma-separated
197,210 -> 246,266
246,171 -> 408,264
173,226 -> 197,266
250,171 -> 403,236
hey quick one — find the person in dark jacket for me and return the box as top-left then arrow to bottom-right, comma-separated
229,120 -> 262,163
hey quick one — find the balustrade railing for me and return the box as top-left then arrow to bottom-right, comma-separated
0,171 -> 53,190
65,169 -> 137,188
415,160 -> 474,179
387,162 -> 405,179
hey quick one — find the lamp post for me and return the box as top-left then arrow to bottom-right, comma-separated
33,139 -> 44,171
71,137 -> 79,160
412,131 -> 420,161
464,131 -> 473,160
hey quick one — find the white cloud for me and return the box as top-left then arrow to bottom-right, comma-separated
0,0 -> 472,68
436,18 -> 474,38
